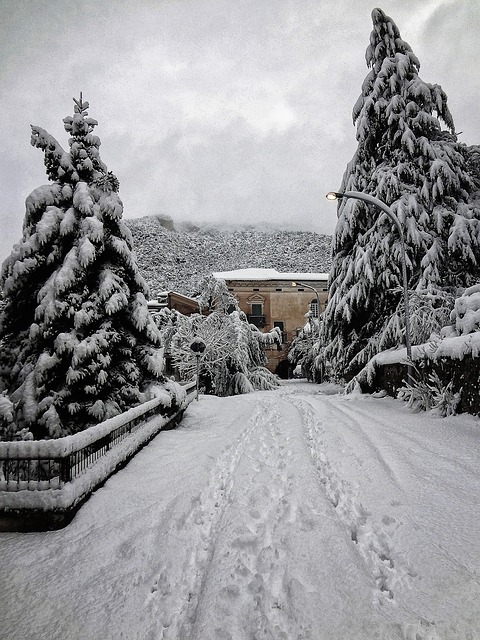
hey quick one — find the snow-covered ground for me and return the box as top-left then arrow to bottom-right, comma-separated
1,380 -> 480,640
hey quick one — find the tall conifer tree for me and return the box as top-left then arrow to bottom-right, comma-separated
0,97 -> 170,439
321,8 -> 480,381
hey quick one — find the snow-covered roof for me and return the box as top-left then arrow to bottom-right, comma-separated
213,268 -> 328,282
149,291 -> 199,305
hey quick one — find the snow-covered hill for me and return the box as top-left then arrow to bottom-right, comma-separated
124,216 -> 332,297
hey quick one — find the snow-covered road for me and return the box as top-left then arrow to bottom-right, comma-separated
1,381 -> 480,640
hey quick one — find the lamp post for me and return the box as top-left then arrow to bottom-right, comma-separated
190,337 -> 206,400
291,281 -> 321,337
326,190 -> 413,384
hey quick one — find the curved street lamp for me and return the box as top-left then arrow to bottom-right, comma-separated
326,191 -> 413,384
291,280 -> 321,337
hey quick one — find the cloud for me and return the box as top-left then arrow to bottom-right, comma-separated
1,0 -> 479,265
415,0 -> 480,140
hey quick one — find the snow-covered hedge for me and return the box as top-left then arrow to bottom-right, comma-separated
349,333 -> 480,416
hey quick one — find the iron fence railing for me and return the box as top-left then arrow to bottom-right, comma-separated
0,382 -> 196,493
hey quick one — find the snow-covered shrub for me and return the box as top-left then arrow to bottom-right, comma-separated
397,378 -> 433,413
0,96 -> 176,440
288,321 -> 320,381
408,291 -> 454,345
161,305 -> 280,397
0,393 -> 17,440
247,367 -> 281,391
231,372 -> 255,395
320,8 -> 480,383
0,393 -> 14,425
398,370 -> 461,416
368,290 -> 454,366
430,376 -> 462,417
441,284 -> 480,337
169,311 -> 231,391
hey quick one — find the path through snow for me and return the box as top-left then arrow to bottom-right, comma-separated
1,381 -> 480,640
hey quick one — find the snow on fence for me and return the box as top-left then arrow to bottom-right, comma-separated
0,381 -> 196,531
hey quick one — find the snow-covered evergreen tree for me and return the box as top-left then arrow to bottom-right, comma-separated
288,317 -> 322,381
196,275 -> 238,314
0,96 -> 174,440
320,8 -> 480,381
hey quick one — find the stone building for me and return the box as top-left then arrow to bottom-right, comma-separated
147,291 -> 201,316
213,268 -> 329,377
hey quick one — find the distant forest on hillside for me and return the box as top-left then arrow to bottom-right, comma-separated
125,216 -> 333,297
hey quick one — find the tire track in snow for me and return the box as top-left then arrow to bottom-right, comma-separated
209,396 -> 302,640
146,401 -> 263,639
283,391 -> 415,604
147,396 -> 309,640
335,397 -> 480,488
184,394 -> 315,640
322,397 -> 403,493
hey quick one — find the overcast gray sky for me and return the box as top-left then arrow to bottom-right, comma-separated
1,0 -> 478,264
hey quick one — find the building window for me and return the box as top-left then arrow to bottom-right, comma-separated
248,301 -> 265,328
309,299 -> 319,318
246,294 -> 266,328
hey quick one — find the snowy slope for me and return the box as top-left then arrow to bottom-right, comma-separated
1,381 -> 480,640
124,216 -> 332,297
